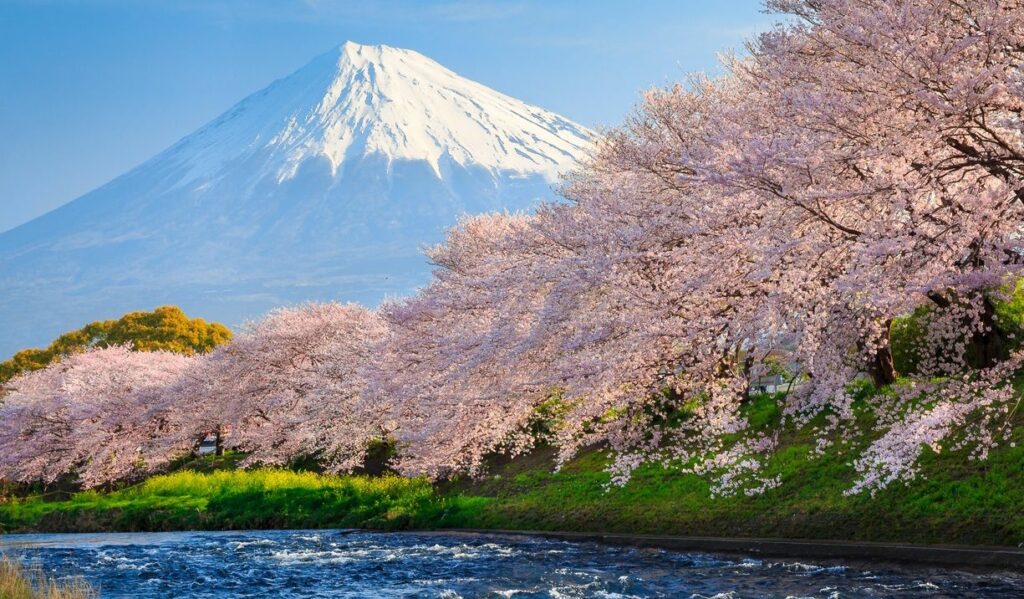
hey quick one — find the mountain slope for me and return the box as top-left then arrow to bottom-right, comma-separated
0,42 -> 592,356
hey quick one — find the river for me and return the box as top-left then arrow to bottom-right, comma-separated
0,529 -> 1020,597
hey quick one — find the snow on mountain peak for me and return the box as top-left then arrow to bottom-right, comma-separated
0,42 -> 593,357
169,41 -> 592,184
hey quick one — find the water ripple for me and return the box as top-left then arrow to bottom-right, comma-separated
0,530 -> 1020,598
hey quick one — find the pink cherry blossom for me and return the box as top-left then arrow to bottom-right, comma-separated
0,346 -> 194,487
3,0 -> 1023,495
177,303 -> 390,473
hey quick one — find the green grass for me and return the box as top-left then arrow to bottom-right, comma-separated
447,392 -> 1024,546
2,392 -> 1023,545
0,469 -> 483,533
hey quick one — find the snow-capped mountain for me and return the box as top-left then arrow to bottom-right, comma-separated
0,42 -> 592,356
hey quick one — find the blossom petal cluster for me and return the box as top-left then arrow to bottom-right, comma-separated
2,0 -> 1023,494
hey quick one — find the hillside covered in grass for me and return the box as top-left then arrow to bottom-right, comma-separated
448,387 -> 1024,546
2,390 -> 1022,547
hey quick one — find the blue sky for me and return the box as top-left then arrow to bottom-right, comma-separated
0,0 -> 772,232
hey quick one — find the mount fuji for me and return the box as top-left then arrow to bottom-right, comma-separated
0,42 -> 592,356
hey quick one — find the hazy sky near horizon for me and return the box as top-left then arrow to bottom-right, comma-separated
0,0 -> 772,232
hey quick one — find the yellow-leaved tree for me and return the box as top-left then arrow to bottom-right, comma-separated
0,306 -> 232,384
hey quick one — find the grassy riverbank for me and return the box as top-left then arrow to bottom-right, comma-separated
0,469 -> 481,533
453,389 -> 1024,546
2,393 -> 1023,546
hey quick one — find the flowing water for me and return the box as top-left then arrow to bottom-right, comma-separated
0,529 -> 1020,598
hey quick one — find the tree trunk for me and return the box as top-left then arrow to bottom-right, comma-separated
215,426 -> 225,457
867,320 -> 897,387
967,296 -> 1009,369
741,349 -> 755,401
928,291 -> 1009,370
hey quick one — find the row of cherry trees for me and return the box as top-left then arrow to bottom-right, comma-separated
0,304 -> 388,488
1,0 -> 1022,494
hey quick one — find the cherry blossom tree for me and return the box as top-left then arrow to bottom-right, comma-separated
383,0 -> 1024,492
729,0 -> 1024,371
175,303 -> 390,473
0,346 -> 195,487
374,213 -> 568,478
706,0 -> 1024,481
6,0 -> 1024,498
